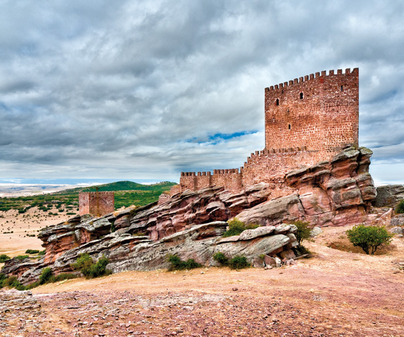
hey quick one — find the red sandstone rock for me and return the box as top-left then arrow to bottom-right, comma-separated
2,147 -> 381,285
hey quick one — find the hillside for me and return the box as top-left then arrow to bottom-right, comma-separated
0,181 -> 176,213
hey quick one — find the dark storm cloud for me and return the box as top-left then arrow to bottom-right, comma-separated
0,0 -> 403,183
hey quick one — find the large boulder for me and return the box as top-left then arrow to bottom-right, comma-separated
235,195 -> 303,226
373,185 -> 404,208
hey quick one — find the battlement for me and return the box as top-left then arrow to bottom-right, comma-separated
265,68 -> 359,156
166,68 -> 360,198
181,169 -> 241,176
245,147 -> 309,164
265,68 -> 358,93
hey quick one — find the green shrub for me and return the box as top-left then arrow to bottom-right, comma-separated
346,225 -> 393,255
396,200 -> 404,214
223,218 -> 259,237
39,267 -> 53,285
53,273 -> 77,282
71,254 -> 110,279
0,273 -> 6,288
71,253 -> 93,272
25,249 -> 40,254
25,281 -> 41,290
15,255 -> 29,261
38,250 -> 46,256
25,273 -> 77,290
228,256 -> 250,269
3,276 -> 24,289
184,258 -> 201,270
167,254 -> 201,271
86,256 -> 110,279
292,220 -> 311,247
0,254 -> 10,263
213,252 -> 229,266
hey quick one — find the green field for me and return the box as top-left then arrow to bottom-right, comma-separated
0,181 -> 176,213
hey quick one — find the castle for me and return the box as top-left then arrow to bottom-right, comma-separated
79,191 -> 114,216
167,68 -> 359,197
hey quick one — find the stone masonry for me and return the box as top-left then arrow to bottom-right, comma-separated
79,191 -> 115,216
167,68 -> 360,196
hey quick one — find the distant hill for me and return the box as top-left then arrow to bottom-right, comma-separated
0,181 -> 177,213
81,181 -> 176,192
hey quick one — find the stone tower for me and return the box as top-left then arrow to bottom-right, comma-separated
264,68 -> 359,161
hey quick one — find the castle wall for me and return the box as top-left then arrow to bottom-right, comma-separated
180,172 -> 196,191
212,169 -> 243,192
165,68 -> 360,198
178,169 -> 242,194
79,192 -> 115,216
241,147 -> 318,187
265,68 -> 359,160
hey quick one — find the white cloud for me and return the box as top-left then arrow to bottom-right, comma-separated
0,0 -> 403,184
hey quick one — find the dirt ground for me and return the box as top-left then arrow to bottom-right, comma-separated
0,207 -> 73,257
1,216 -> 403,336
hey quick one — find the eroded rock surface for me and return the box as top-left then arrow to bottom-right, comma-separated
1,147 -> 379,285
373,184 -> 404,208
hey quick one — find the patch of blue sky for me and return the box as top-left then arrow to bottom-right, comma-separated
186,130 -> 258,145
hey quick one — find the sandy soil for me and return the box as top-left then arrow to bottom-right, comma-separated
1,222 -> 403,336
0,207 -> 76,257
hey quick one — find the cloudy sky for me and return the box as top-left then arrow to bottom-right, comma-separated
0,1 -> 404,185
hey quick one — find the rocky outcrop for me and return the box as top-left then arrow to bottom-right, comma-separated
373,184 -> 404,208
285,146 -> 376,226
1,146 -> 378,285
4,222 -> 299,285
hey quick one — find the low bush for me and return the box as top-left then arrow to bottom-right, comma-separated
167,254 -> 202,271
0,273 -> 6,288
291,220 -> 311,247
71,254 -> 111,279
396,200 -> 404,214
3,276 -> 23,289
39,267 -> 53,285
346,225 -> 393,255
228,256 -> 250,269
25,281 -> 40,290
38,250 -> 46,256
25,249 -> 40,254
223,218 -> 259,237
71,253 -> 93,272
53,273 -> 77,282
213,252 -> 229,266
0,254 -> 10,263
85,256 -> 111,279
15,255 -> 29,261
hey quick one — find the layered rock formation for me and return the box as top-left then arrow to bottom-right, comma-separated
2,146 -> 378,285
373,184 -> 404,208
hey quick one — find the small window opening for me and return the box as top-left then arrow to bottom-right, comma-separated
299,92 -> 304,100
288,124 -> 291,130
276,98 -> 279,106
340,85 -> 344,92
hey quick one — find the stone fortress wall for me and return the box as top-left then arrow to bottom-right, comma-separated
79,191 -> 115,216
168,68 -> 360,196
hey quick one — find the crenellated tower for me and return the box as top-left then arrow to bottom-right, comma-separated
166,68 -> 361,199
265,68 -> 359,159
